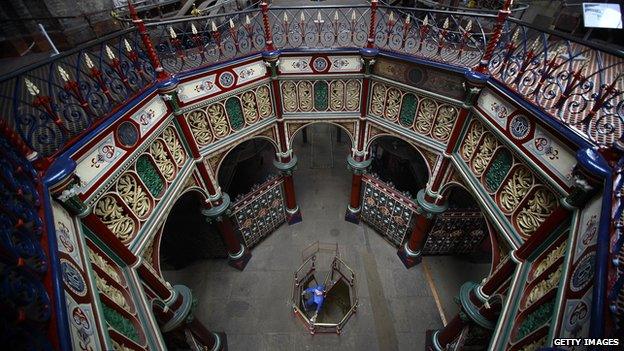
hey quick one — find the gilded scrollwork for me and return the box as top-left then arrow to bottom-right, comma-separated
518,336 -> 546,351
298,81 -> 313,112
94,195 -> 135,243
162,127 -> 186,166
384,88 -> 401,121
499,166 -> 534,213
88,248 -> 122,283
256,85 -> 272,118
95,274 -> 130,310
241,91 -> 259,124
345,80 -> 360,111
515,187 -> 558,237
149,139 -> 176,181
525,265 -> 562,307
116,173 -> 151,219
187,110 -> 213,146
370,83 -> 386,117
461,120 -> 485,160
207,103 -> 229,139
281,81 -> 297,112
415,98 -> 437,134
330,80 -> 345,111
432,105 -> 457,141
533,241 -> 567,278
112,340 -> 133,351
471,133 -> 499,176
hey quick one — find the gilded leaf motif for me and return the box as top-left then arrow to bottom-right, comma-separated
281,81 -> 297,112
149,139 -> 176,181
345,80 -> 360,111
116,173 -> 151,219
207,103 -> 229,138
461,120 -> 484,160
95,274 -> 130,310
432,105 -> 457,141
187,110 -> 213,146
515,188 -> 557,238
370,83 -> 386,117
499,166 -> 534,213
299,81 -> 313,112
88,248 -> 122,283
256,85 -> 272,118
384,88 -> 401,121
330,80 -> 345,111
241,91 -> 259,124
162,127 -> 186,166
94,195 -> 135,243
471,133 -> 499,176
415,98 -> 437,134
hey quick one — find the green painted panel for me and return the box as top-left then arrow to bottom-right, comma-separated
516,300 -> 554,341
314,81 -> 328,111
102,304 -> 139,343
485,149 -> 512,191
226,97 -> 244,130
399,93 -> 417,127
136,155 -> 164,196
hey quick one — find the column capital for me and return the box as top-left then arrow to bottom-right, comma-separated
347,154 -> 372,174
416,189 -> 448,217
273,155 -> 298,174
201,193 -> 231,219
459,282 -> 495,330
162,285 -> 194,332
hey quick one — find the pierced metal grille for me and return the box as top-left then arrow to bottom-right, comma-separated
422,210 -> 487,255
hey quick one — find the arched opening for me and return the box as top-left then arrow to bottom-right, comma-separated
423,185 -> 493,323
367,135 -> 430,196
290,122 -> 354,215
159,190 -> 227,271
217,138 -> 278,200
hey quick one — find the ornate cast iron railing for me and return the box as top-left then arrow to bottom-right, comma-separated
489,18 -> 624,146
375,5 -> 498,68
0,28 -> 155,157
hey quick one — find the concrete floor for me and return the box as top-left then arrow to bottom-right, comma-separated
164,124 -> 491,350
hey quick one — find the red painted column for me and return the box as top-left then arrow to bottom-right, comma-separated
430,314 -> 467,350
127,0 -> 170,81
474,0 -> 514,74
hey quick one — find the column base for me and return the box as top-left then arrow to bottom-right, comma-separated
425,329 -> 443,351
344,205 -> 360,224
211,331 -> 228,351
228,245 -> 251,271
286,206 -> 302,225
397,242 -> 422,269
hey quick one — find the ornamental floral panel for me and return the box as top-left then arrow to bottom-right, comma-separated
280,79 -> 361,113
459,119 -> 559,241
231,176 -> 287,248
422,210 -> 487,255
186,84 -> 273,146
360,174 -> 417,247
368,81 -> 459,143
87,242 -> 146,350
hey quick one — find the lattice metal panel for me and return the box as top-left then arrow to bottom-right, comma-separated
422,210 -> 487,255
360,175 -> 417,247
231,177 -> 286,248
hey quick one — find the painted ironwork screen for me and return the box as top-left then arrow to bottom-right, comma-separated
360,174 -> 418,247
231,175 -> 286,248
421,209 -> 487,255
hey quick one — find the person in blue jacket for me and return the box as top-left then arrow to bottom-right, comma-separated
302,284 -> 325,322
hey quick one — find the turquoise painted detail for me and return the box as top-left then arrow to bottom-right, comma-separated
102,304 -> 139,343
226,97 -> 244,130
399,93 -> 417,127
314,81 -> 329,111
136,155 -> 164,197
485,149 -> 512,191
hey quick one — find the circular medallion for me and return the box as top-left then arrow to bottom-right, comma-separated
408,67 -> 424,85
571,253 -> 595,292
61,259 -> 87,297
313,57 -> 328,72
71,307 -> 94,335
219,72 -> 235,88
117,121 -> 139,148
509,115 -> 531,139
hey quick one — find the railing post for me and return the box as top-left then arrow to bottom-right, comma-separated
260,2 -> 276,52
367,0 -> 379,49
474,0 -> 513,74
127,0 -> 170,81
